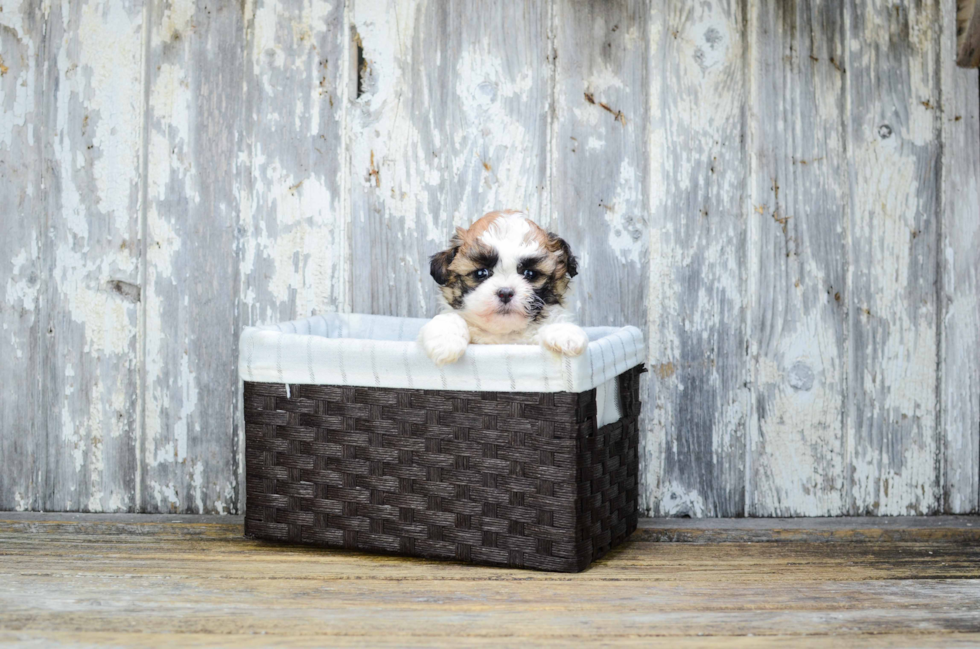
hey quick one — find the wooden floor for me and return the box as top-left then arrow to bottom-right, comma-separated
2,515 -> 980,647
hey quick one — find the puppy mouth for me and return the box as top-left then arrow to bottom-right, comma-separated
495,301 -> 522,314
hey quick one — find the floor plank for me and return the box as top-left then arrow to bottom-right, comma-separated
1,516 -> 979,645
4,513 -> 979,542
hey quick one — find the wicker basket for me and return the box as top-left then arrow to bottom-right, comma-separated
241,314 -> 645,572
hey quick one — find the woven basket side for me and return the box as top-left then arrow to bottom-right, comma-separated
244,365 -> 643,573
245,383 -> 591,571
570,366 -> 641,569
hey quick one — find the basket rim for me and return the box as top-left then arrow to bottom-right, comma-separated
239,313 -> 645,395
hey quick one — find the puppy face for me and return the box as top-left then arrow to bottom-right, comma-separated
429,211 -> 578,334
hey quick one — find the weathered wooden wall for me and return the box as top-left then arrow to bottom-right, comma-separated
1,0 -> 978,516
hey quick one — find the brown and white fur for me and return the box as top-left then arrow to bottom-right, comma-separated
419,210 -> 589,365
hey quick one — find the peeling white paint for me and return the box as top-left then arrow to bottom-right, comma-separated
146,205 -> 182,281
642,0 -> 747,517
940,32 -> 980,513
242,0 -> 348,326
52,246 -> 137,356
211,481 -> 237,515
151,481 -> 181,512
657,485 -> 708,518
601,158 -> 644,265
13,492 -> 30,512
352,1 -> 439,240
34,0 -> 146,513
5,246 -> 39,313
61,363 -> 80,471
83,378 -> 105,512
742,0 -> 850,517
749,324 -> 846,516
143,204 -> 194,468
251,0 -> 288,95
148,63 -> 191,164
76,0 -> 144,235
191,461 -> 205,513
453,45 -> 540,219
108,491 -> 127,512
848,138 -> 939,514
0,2 -> 37,150
174,352 -> 199,463
843,0 -> 944,515
250,170 -> 342,319
156,0 -> 194,45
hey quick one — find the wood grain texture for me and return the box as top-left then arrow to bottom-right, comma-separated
240,0 -> 348,327
0,513 -> 244,537
645,0 -> 747,517
6,512 -> 980,544
635,514 -> 980,543
446,0 -> 551,229
845,0 -> 943,515
552,0 -> 648,328
1,519 -> 979,645
0,0 -> 44,512
37,0 -> 146,512
956,0 -> 980,66
942,0 -> 980,514
745,1 -> 847,516
4,633 -> 980,649
140,0 -> 244,514
349,0 -> 447,318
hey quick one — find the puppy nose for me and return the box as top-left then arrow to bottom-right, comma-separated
496,288 -> 515,304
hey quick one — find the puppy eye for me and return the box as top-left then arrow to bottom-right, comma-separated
522,269 -> 537,281
474,268 -> 490,280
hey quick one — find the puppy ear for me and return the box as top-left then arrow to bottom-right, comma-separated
429,246 -> 457,286
548,233 -> 578,278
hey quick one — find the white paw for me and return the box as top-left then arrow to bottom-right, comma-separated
537,323 -> 589,357
419,313 -> 470,366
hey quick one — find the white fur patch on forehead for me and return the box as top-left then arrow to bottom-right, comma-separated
478,213 -> 542,269
479,212 -> 530,243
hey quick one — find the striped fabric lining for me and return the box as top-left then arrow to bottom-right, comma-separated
239,313 -> 644,395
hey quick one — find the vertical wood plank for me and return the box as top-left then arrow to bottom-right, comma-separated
0,0 -> 44,511
240,0 -> 348,326
644,0 -> 748,516
447,0 -> 551,230
552,0 -> 648,328
37,0 -> 145,511
745,1 -> 848,515
845,0 -> 942,515
349,0 -> 451,318
941,0 -> 980,513
140,0 -> 244,514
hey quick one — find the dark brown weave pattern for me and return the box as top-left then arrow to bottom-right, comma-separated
244,365 -> 643,572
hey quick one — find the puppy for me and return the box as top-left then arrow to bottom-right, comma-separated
419,210 -> 589,365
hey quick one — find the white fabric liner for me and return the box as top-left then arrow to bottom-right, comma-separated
239,313 -> 645,427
